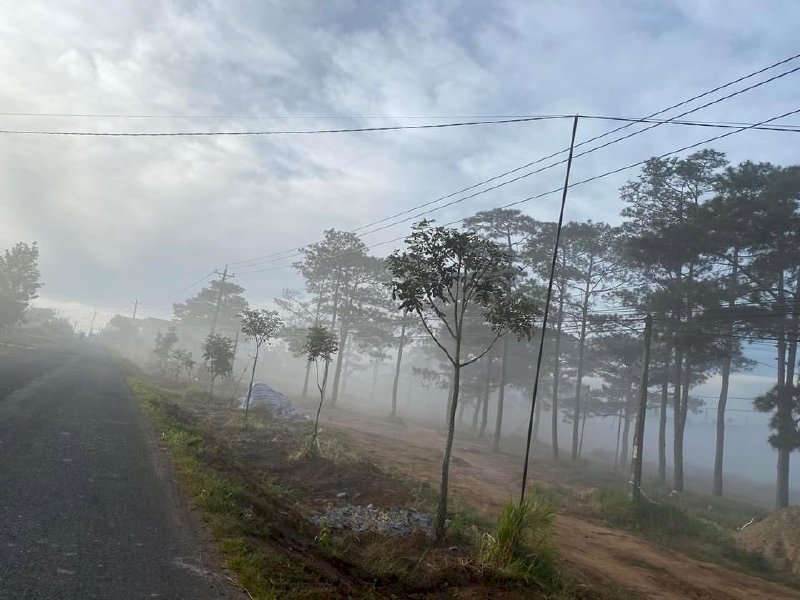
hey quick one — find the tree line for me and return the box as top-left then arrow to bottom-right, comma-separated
274,149 -> 800,511
118,147 -> 799,538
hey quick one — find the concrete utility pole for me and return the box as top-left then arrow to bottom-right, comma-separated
132,299 -> 138,320
210,265 -> 233,335
630,314 -> 653,503
88,311 -> 97,336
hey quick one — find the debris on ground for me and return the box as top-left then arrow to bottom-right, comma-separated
736,505 -> 800,572
238,382 -> 303,420
312,504 -> 433,537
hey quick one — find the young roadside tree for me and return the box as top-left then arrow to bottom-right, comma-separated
153,327 -> 179,371
170,348 -> 195,381
201,333 -> 234,395
387,220 -> 538,542
303,325 -> 339,448
240,308 -> 284,420
0,242 -> 41,331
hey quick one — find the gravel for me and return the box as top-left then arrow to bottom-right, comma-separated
312,504 -> 433,537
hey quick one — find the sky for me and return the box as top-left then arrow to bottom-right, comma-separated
1,0 -> 799,338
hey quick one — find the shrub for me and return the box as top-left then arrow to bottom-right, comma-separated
478,496 -> 557,583
591,488 -> 723,543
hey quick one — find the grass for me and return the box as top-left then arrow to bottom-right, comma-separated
131,376 -> 593,598
478,497 -> 558,585
129,378 -> 347,599
589,488 -> 787,585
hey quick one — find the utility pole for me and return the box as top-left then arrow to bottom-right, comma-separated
88,311 -> 97,337
231,319 -> 241,360
630,314 -> 653,503
520,115 -> 579,504
132,299 -> 138,320
210,265 -> 232,335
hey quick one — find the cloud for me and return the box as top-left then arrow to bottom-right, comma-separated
1,0 -> 799,326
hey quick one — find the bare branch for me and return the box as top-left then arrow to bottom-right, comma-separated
460,331 -> 504,367
416,307 -> 455,365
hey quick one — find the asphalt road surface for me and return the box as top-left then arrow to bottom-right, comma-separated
0,344 -> 242,599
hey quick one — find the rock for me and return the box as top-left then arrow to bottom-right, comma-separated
336,492 -> 348,499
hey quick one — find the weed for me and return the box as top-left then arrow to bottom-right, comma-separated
316,520 -> 333,549
478,495 -> 558,585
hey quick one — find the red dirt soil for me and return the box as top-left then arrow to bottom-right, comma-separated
315,405 -> 800,600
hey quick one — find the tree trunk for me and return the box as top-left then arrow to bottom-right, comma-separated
713,248 -> 738,497
244,345 -> 260,421
329,324 -> 349,406
713,357 -> 731,496
457,398 -> 466,424
371,360 -> 379,403
777,448 -> 791,509
551,285 -> 565,459
209,375 -> 216,396
480,383 -> 490,438
390,314 -> 407,418
620,390 -> 632,467
674,357 -> 691,492
435,360 -> 461,543
672,346 -> 684,491
493,333 -> 510,451
471,395 -> 481,431
304,292 -> 324,399
614,406 -> 623,469
302,361 -> 311,398
340,344 -> 351,398
774,278 -> 800,508
533,394 -> 542,442
480,355 -> 492,438
444,372 -> 455,427
578,387 -> 589,459
658,350 -> 671,484
311,360 -> 329,446
571,276 -> 591,460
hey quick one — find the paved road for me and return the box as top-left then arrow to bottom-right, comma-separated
0,344 -> 242,599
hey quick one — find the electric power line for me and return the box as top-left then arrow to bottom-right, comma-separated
0,115 -> 563,137
229,58 -> 800,270
233,104 -> 800,277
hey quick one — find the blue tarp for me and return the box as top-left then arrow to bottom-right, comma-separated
239,382 -> 303,420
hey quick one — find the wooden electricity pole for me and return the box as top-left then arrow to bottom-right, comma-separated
520,115 -> 579,504
630,314 -> 653,502
132,299 -> 138,319
210,265 -> 232,335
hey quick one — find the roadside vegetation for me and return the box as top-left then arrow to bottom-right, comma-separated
128,374 -> 628,600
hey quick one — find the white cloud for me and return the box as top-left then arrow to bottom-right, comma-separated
0,0 -> 798,314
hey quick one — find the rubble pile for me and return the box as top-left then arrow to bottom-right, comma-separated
312,504 -> 433,537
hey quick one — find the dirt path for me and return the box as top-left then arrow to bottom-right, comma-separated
319,407 -> 800,600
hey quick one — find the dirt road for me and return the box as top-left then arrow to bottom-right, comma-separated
319,407 -> 800,600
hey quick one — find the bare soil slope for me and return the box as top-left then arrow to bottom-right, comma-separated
317,406 -> 800,600
738,507 -> 800,574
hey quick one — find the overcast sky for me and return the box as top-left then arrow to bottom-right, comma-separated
1,0 -> 799,333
